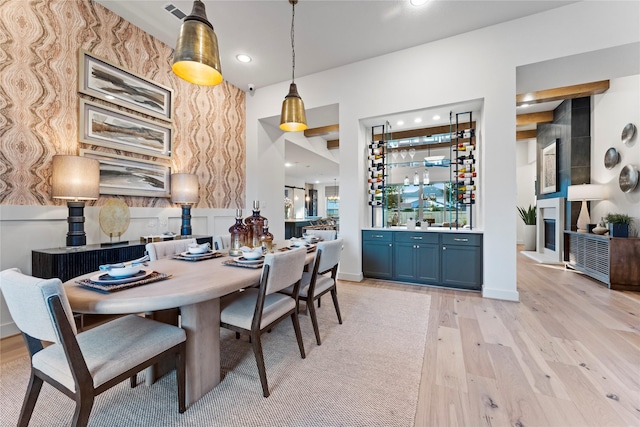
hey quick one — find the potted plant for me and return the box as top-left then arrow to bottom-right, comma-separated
517,205 -> 537,250
605,213 -> 633,238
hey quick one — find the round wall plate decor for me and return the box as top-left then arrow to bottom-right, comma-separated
621,123 -> 636,145
99,198 -> 131,238
604,147 -> 619,169
619,164 -> 639,193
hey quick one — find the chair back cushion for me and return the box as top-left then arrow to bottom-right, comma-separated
214,235 -> 230,251
146,238 -> 196,260
316,238 -> 343,273
0,268 -> 77,343
262,248 -> 306,295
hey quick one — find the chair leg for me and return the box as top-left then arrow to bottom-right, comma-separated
291,312 -> 306,359
18,373 -> 43,427
308,298 -> 322,345
331,288 -> 343,324
250,332 -> 270,398
130,374 -> 137,388
71,393 -> 94,427
176,345 -> 186,413
317,296 -> 321,308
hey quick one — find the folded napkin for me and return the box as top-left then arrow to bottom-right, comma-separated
99,255 -> 149,271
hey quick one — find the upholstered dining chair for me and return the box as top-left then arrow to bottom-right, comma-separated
145,238 -> 197,261
0,268 -> 187,427
214,235 -> 231,251
220,248 -> 307,397
304,229 -> 337,241
280,238 -> 343,345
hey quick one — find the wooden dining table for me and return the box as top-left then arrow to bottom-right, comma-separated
63,245 -> 315,406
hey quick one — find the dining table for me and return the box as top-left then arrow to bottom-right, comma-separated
63,243 -> 316,406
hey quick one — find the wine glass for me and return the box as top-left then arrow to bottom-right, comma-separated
400,149 -> 407,160
392,150 -> 398,160
408,148 -> 416,160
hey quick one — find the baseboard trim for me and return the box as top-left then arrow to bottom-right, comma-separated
338,272 -> 363,282
1,322 -> 20,339
482,286 -> 520,302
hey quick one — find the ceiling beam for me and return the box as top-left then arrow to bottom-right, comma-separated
327,139 -> 339,149
516,80 -> 609,106
304,124 -> 339,138
373,122 -> 476,141
516,111 -> 553,126
516,129 -> 537,141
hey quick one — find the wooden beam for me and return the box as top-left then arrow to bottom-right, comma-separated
304,124 -> 339,138
327,139 -> 339,149
516,129 -> 537,141
516,80 -> 609,106
373,122 -> 476,141
516,111 -> 553,126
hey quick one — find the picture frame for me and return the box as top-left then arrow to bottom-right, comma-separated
540,139 -> 558,194
78,49 -> 173,122
80,149 -> 171,198
79,99 -> 172,159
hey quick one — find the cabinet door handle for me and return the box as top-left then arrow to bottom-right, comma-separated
453,238 -> 469,242
416,245 -> 420,249
389,243 -> 392,247
372,235 -> 384,238
442,246 -> 447,250
412,236 -> 423,240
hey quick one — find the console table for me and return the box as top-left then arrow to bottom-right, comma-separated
32,235 -> 212,282
565,231 -> 640,291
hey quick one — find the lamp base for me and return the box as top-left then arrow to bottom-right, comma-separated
180,204 -> 193,236
576,199 -> 591,233
66,201 -> 87,247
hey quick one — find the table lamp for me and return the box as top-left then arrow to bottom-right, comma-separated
567,184 -> 607,233
51,155 -> 100,247
171,173 -> 199,236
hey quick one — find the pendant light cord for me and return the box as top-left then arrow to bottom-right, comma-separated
290,1 -> 296,83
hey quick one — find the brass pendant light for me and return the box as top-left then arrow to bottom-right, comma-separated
172,0 -> 223,86
280,0 -> 307,132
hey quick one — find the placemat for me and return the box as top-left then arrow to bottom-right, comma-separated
172,251 -> 224,262
278,245 -> 317,253
76,271 -> 171,293
222,260 -> 264,269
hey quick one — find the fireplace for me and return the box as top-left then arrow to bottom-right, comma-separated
544,219 -> 556,250
522,197 -> 565,265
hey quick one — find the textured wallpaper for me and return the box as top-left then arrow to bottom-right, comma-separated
0,0 -> 245,209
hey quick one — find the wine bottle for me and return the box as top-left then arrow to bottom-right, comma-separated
368,164 -> 384,171
368,177 -> 383,183
369,157 -> 383,165
368,189 -> 382,195
457,166 -> 475,173
413,171 -> 420,185
368,200 -> 383,206
460,198 -> 476,204
370,182 -> 383,190
458,178 -> 475,185
368,154 -> 383,160
229,209 -> 249,256
457,185 -> 476,192
423,169 -> 430,185
458,172 -> 477,178
368,140 -> 384,149
454,145 -> 476,152
457,158 -> 475,166
260,219 -> 274,253
456,154 -> 475,162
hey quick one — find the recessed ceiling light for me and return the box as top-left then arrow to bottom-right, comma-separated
236,54 -> 252,63
410,0 -> 428,6
397,120 -> 404,126
315,180 -> 320,184
414,117 -> 422,123
432,115 -> 440,121
285,162 -> 292,167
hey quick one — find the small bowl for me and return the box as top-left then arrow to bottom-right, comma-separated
108,266 -> 140,278
241,250 -> 263,260
188,246 -> 208,254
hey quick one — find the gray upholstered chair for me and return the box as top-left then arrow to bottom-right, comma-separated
220,248 -> 307,397
0,268 -> 187,427
304,229 -> 337,241
214,235 -> 231,251
145,238 -> 197,260
280,238 -> 343,345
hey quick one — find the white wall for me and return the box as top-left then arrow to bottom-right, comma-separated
246,1 -> 639,302
516,139 -> 537,244
591,74 -> 640,231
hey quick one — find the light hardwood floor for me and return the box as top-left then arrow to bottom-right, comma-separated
2,248 -> 639,426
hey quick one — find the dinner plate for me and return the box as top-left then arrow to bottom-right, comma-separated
90,268 -> 152,285
234,256 -> 264,264
180,250 -> 214,258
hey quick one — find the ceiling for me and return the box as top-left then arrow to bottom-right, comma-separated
95,0 -> 590,185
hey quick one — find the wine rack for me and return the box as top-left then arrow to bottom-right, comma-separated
452,111 -> 476,229
368,124 -> 387,227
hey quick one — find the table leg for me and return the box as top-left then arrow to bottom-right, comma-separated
179,298 -> 221,406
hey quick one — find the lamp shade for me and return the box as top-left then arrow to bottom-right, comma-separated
51,155 -> 100,200
171,173 -> 199,204
172,0 -> 223,86
280,83 -> 307,131
567,184 -> 608,201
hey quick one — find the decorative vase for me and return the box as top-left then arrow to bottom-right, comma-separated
285,206 -> 292,219
523,224 -> 536,251
609,223 -> 629,238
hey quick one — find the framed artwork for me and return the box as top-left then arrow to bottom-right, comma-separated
540,139 -> 558,194
80,149 -> 171,198
78,49 -> 173,122
79,99 -> 172,159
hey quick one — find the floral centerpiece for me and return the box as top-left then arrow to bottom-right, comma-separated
284,197 -> 293,219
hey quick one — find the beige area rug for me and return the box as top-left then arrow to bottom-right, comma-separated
0,283 -> 430,427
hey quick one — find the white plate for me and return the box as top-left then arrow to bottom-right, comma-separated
90,269 -> 152,285
180,250 -> 214,258
235,256 -> 264,264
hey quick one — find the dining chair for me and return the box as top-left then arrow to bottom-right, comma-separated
145,238 -> 197,260
220,248 -> 307,397
0,268 -> 187,427
305,229 -> 337,241
280,238 -> 343,345
214,235 -> 231,251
